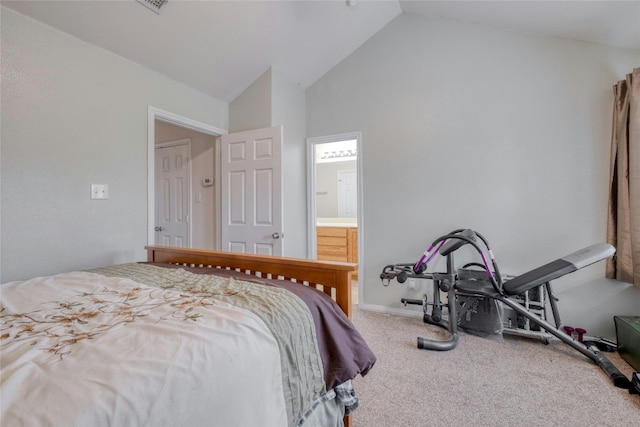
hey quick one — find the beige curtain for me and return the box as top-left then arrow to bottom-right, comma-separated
607,67 -> 640,288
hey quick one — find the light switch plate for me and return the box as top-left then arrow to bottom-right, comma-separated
91,184 -> 109,200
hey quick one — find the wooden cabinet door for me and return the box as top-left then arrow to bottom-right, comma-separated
317,227 -> 348,262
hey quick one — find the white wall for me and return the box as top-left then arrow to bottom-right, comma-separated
306,14 -> 640,338
155,121 -> 216,250
0,8 -> 228,281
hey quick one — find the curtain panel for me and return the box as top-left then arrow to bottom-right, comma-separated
607,67 -> 640,288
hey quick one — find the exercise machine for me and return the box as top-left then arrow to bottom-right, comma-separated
380,228 -> 636,391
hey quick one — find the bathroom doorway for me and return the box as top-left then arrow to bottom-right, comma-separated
307,133 -> 362,286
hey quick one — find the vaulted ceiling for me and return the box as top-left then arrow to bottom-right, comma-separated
3,1 -> 638,102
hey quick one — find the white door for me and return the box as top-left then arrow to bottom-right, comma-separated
338,169 -> 357,217
220,126 -> 283,255
155,141 -> 191,247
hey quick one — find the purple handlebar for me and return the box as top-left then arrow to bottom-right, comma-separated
413,236 -> 494,281
413,240 -> 446,273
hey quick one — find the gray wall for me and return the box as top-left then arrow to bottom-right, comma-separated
229,69 -> 272,132
306,14 -> 640,338
1,8 -> 228,281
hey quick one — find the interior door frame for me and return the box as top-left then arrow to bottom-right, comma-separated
147,106 -> 226,246
306,132 -> 363,287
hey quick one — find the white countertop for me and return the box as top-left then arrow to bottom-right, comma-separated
316,218 -> 357,228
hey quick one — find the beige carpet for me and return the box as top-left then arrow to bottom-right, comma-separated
351,306 -> 640,426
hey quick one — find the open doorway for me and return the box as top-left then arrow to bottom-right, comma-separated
307,132 -> 362,301
147,107 -> 225,248
148,107 -> 284,254
154,123 -> 221,249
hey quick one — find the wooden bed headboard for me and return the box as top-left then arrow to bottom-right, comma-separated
145,246 -> 356,319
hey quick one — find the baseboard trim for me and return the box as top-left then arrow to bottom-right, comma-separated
356,302 -> 424,318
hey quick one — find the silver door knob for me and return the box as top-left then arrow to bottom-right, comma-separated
272,232 -> 281,239
155,226 -> 163,231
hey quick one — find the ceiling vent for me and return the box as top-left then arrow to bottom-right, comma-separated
136,0 -> 169,15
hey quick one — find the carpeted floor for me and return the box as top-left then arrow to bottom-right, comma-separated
351,306 -> 640,426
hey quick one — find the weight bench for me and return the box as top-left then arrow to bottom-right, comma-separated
456,243 -> 631,389
380,230 -> 634,391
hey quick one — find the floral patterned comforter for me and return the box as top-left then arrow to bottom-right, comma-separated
0,263 -> 375,426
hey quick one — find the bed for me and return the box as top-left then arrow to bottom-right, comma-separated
0,246 -> 376,427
